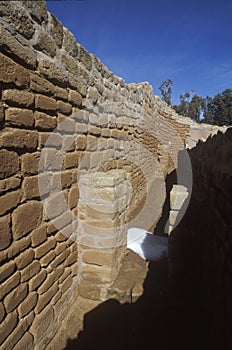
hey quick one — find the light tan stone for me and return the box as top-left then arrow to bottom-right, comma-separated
68,89 -> 82,107
83,250 -> 116,267
2,89 -> 34,108
35,284 -> 59,314
68,185 -> 79,209
0,311 -> 18,345
34,111 -> 57,130
30,73 -> 55,95
0,53 -> 29,88
35,94 -> 57,112
12,201 -> 43,240
29,269 -> 47,292
0,149 -> 19,179
4,283 -> 28,313
31,224 -> 47,247
15,248 -> 34,269
35,237 -> 56,259
57,100 -> 72,115
21,260 -> 41,282
0,190 -> 22,216
82,264 -> 112,283
0,128 -> 38,150
12,332 -> 34,350
0,271 -> 20,300
0,215 -> 11,250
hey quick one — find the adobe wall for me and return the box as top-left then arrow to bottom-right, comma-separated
0,1 -> 229,349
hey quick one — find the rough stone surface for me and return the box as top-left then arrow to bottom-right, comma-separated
0,150 -> 19,179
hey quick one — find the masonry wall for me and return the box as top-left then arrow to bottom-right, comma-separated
0,1 -> 228,349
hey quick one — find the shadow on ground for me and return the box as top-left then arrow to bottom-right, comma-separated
66,183 -> 232,350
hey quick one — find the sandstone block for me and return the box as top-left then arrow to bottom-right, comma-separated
63,152 -> 79,169
57,100 -> 72,115
55,86 -> 68,101
68,185 -> 79,209
68,89 -> 82,107
59,274 -> 73,294
5,108 -> 34,128
7,236 -> 30,260
21,260 -> 41,282
0,2 -> 35,39
29,305 -> 54,344
29,269 -> 47,292
2,90 -> 34,108
50,13 -> 63,47
82,264 -> 112,283
0,215 -> 11,250
0,128 -> 38,150
40,250 -> 56,267
12,201 -> 43,240
21,152 -> 40,175
34,111 -> 57,130
38,59 -> 68,86
64,250 -> 78,267
79,281 -> 101,300
50,249 -> 70,269
0,311 -> 17,345
0,149 -> 19,179
12,333 -> 33,350
18,292 -> 38,318
35,237 -> 56,259
61,55 -> 79,75
38,266 -> 64,294
34,32 -> 56,57
0,190 -> 22,216
35,94 -> 57,112
35,284 -> 59,314
0,53 -> 29,88
75,134 -> 87,150
22,0 -> 48,24
79,46 -> 92,70
31,224 -> 47,247
0,271 -> 20,300
4,283 -> 28,313
14,248 -> 34,270
38,132 -> 62,150
0,27 -> 37,69
82,250 -> 116,267
0,302 -> 5,323
30,73 -> 55,96
63,28 -> 79,57
22,175 -> 44,200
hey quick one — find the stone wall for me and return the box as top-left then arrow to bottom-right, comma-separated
0,1 -> 229,349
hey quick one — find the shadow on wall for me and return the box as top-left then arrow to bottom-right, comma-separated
66,129 -> 232,350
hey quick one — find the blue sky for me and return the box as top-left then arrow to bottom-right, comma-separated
47,0 -> 232,104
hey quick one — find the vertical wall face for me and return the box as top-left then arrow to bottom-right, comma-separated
78,170 -> 130,300
0,1 -> 229,349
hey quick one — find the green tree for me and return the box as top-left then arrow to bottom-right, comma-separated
188,95 -> 205,122
202,89 -> 232,126
159,79 -> 173,105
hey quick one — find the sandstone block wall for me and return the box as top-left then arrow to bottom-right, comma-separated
0,1 -> 229,349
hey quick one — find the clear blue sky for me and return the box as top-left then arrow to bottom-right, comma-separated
47,0 -> 232,104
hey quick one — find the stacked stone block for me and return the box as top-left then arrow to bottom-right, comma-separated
78,170 -> 130,300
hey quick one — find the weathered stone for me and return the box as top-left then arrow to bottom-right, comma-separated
35,94 -> 57,112
7,236 -> 31,260
38,132 -> 62,150
63,28 -> 79,58
0,271 -> 20,300
0,302 -> 5,323
5,108 -> 34,128
18,292 -> 38,318
0,2 -> 35,39
0,53 -> 30,88
61,55 -> 79,75
0,190 -> 22,216
29,269 -> 47,292
14,248 -> 34,270
0,311 -> 17,345
0,214 -> 11,250
75,134 -> 87,150
30,305 -> 54,345
4,283 -> 28,313
55,86 -> 68,101
60,274 -> 73,294
21,152 -> 40,175
34,32 -> 56,57
79,45 -> 92,70
68,89 -> 82,107
12,201 -> 43,240
0,27 -> 37,68
49,13 -> 63,47
35,237 -> 56,259
38,59 -> 68,86
0,128 -> 38,150
35,284 -> 58,314
57,100 -> 72,115
1,311 -> 34,350
82,264 -> 112,283
31,224 -> 47,247
2,90 -> 34,108
64,250 -> 78,267
30,73 -> 55,96
68,185 -> 79,209
50,249 -> 70,269
40,250 -> 56,267
38,266 -> 64,294
79,282 -> 101,300
21,260 -> 41,282
82,250 -> 116,267
63,152 -> 79,169
0,149 -> 19,179
11,332 -> 33,350
22,174 -> 50,200
22,0 -> 48,24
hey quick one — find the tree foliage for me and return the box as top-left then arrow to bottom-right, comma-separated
159,79 -> 173,106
